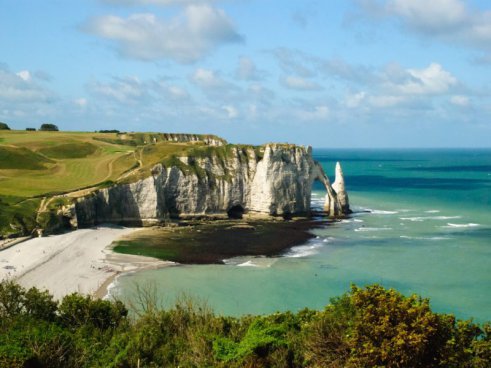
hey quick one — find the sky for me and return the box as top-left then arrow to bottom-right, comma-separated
1,0 -> 491,147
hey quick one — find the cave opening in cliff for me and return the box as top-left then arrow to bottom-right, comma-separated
227,205 -> 244,219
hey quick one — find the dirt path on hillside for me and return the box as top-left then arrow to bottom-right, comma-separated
36,152 -> 135,217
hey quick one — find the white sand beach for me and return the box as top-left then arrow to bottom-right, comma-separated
0,227 -> 172,299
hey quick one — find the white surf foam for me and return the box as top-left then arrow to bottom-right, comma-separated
226,256 -> 277,268
368,209 -> 399,215
400,216 -> 461,222
373,210 -> 399,215
399,235 -> 449,241
354,227 -> 392,232
445,223 -> 480,228
425,210 -> 440,213
237,260 -> 260,267
284,242 -> 323,258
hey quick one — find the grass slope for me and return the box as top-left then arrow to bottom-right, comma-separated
0,130 -> 229,237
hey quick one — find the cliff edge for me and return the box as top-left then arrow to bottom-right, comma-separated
75,143 -> 350,227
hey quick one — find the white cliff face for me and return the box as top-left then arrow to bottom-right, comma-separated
75,144 -> 349,227
332,161 -> 350,214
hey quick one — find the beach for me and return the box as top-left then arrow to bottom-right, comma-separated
0,226 -> 172,299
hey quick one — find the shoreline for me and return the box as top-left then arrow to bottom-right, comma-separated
0,226 -> 172,300
0,217 -> 330,300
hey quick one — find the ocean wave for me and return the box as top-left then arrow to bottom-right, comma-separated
399,235 -> 449,241
322,236 -> 335,243
283,243 -> 323,258
444,223 -> 480,228
339,218 -> 365,224
225,256 -> 277,268
237,260 -> 260,267
366,209 -> 399,215
400,216 -> 461,222
425,210 -> 440,213
354,227 -> 392,232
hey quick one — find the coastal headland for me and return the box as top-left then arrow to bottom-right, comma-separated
0,130 -> 349,299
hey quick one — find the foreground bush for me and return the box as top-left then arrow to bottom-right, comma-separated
0,280 -> 489,367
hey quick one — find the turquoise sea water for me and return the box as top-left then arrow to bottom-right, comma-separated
111,149 -> 491,322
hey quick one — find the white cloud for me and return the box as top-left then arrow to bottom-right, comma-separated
89,76 -> 147,103
345,91 -> 366,108
167,85 -> 190,100
281,75 -> 322,91
86,5 -> 242,63
296,105 -> 330,121
450,95 -> 470,107
222,105 -> 238,119
191,68 -> 224,89
0,67 -> 54,103
16,70 -> 31,82
74,98 -> 88,107
236,57 -> 263,81
397,63 -> 457,95
388,0 -> 467,32
190,68 -> 242,102
357,0 -> 491,51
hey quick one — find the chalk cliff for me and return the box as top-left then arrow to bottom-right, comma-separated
75,144 -> 349,227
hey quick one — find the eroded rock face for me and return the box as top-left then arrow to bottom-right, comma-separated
75,144 -> 350,227
332,161 -> 350,214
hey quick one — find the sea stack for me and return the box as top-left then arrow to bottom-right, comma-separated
332,162 -> 350,214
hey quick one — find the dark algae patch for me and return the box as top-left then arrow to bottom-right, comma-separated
113,219 -> 324,264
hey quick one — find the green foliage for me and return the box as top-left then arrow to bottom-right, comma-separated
0,196 -> 40,237
38,142 -> 98,159
0,280 -> 57,324
213,315 -> 291,364
0,122 -> 10,130
0,146 -> 53,170
39,123 -> 59,131
58,293 -> 128,330
1,273 -> 490,368
304,284 -> 489,368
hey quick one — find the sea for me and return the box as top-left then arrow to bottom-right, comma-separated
110,149 -> 491,323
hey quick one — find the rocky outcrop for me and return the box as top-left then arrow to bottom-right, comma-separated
332,162 -> 350,214
74,144 -> 350,227
158,133 -> 226,146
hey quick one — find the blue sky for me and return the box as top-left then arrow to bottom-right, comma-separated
1,0 -> 491,147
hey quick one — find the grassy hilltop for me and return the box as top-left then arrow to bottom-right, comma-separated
0,130 -> 238,238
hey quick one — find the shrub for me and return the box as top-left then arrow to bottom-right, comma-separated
0,281 -> 489,368
304,284 -> 489,368
58,294 -> 128,330
39,123 -> 59,131
26,127 -> 36,131
0,280 -> 57,323
0,122 -> 10,130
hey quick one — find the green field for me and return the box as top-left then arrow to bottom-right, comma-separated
0,130 -> 224,237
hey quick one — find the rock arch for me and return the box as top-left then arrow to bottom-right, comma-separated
310,161 -> 350,216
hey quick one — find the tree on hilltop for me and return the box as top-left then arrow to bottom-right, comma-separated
0,122 -> 10,130
39,123 -> 59,131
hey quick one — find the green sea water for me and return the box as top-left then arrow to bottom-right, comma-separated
110,149 -> 491,322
